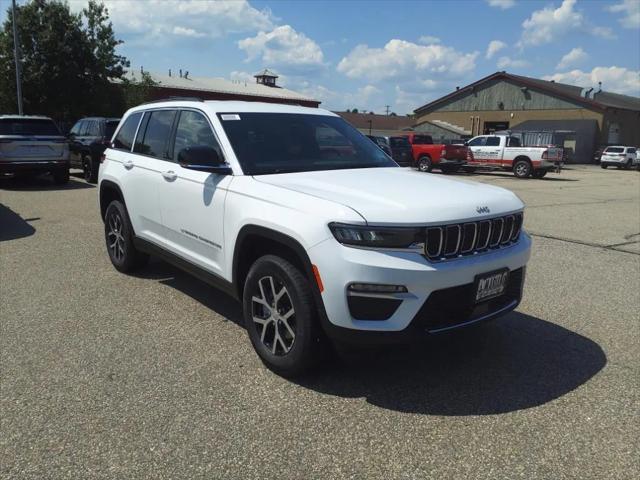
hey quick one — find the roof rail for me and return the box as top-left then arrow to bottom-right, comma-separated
141,96 -> 204,105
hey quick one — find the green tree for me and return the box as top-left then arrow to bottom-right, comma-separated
121,71 -> 157,109
0,0 -> 129,123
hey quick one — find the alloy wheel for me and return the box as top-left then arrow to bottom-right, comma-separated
107,211 -> 126,262
251,276 -> 296,356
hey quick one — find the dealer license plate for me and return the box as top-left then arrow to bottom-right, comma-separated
474,269 -> 509,303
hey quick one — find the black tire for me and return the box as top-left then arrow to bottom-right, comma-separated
532,170 -> 547,179
601,164 -> 607,169
418,155 -> 432,172
513,159 -> 532,178
52,168 -> 69,184
625,159 -> 632,170
104,200 -> 149,273
243,254 -> 323,377
440,166 -> 460,174
83,155 -> 99,183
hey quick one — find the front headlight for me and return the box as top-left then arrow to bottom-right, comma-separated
329,222 -> 424,249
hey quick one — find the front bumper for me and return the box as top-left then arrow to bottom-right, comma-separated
309,232 -> 532,341
0,159 -> 69,174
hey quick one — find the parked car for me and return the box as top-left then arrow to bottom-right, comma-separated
0,115 -> 69,183
600,146 -> 637,170
365,135 -> 392,156
99,99 -> 531,376
386,136 -> 413,166
403,133 -> 469,173
68,117 -> 120,183
464,134 -> 562,178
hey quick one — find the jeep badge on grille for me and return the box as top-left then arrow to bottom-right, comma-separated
476,206 -> 490,214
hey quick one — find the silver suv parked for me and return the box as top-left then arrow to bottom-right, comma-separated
0,115 -> 69,184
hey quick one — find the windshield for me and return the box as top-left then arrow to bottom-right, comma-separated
0,118 -> 61,136
218,113 -> 397,175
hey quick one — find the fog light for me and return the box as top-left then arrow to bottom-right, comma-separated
348,283 -> 408,294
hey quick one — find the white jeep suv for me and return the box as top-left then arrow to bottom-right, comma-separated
99,100 -> 531,376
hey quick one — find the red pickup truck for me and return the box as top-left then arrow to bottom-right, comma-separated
402,133 -> 469,173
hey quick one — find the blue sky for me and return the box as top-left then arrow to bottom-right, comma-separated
4,0 -> 640,113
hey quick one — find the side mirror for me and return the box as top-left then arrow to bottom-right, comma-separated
177,145 -> 232,175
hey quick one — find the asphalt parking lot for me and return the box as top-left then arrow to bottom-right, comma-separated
1,166 -> 639,479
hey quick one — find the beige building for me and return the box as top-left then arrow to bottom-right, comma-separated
413,72 -> 640,162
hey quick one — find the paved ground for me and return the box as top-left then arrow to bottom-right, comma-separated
1,166 -> 638,479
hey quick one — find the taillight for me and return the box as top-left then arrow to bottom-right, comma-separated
441,148 -> 446,157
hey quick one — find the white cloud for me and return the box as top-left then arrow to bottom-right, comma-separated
337,39 -> 478,82
486,40 -> 507,59
556,47 -> 588,70
486,0 -> 516,9
69,0 -> 273,40
497,56 -> 530,69
543,66 -> 640,96
519,0 -> 613,47
607,0 -> 640,28
418,35 -> 441,44
238,25 -> 325,71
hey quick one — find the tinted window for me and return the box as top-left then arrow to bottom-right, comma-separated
134,110 -> 176,158
485,137 -> 501,146
112,112 -> 142,151
78,120 -> 89,136
218,113 -> 395,175
104,120 -> 119,139
172,110 -> 223,161
412,135 -> 433,145
87,120 -> 100,137
507,136 -> 521,147
389,137 -> 410,147
627,148 -> 636,154
467,137 -> 486,147
604,147 -> 624,153
0,118 -> 61,136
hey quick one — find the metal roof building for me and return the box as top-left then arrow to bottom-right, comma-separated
123,69 -> 320,108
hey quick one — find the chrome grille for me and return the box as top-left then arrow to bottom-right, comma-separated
425,213 -> 523,261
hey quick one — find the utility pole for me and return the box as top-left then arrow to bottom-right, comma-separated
367,119 -> 372,135
385,105 -> 390,116
12,0 -> 23,115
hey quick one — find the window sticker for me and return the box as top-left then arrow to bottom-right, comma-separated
221,114 -> 241,121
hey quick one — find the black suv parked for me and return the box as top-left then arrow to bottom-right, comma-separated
68,117 -> 120,183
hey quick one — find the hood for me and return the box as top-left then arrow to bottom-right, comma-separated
254,167 -> 523,225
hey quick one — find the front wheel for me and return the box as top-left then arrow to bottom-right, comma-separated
243,255 -> 323,377
626,160 -> 632,170
601,164 -> 608,169
104,200 -> 149,273
513,160 -> 532,178
418,156 -> 432,172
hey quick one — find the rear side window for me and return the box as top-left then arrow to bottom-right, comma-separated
485,137 -> 501,146
626,148 -> 636,154
134,110 -> 177,158
412,135 -> 432,145
0,118 -> 60,136
112,112 -> 142,151
172,110 -> 223,161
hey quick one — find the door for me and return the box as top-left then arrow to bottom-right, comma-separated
158,109 -> 230,277
68,120 -> 85,166
107,110 -> 166,244
469,136 -> 502,167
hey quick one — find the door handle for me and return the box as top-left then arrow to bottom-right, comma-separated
123,160 -> 134,170
162,170 -> 177,181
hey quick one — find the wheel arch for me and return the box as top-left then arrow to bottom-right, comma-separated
513,155 -> 532,165
99,180 -> 125,220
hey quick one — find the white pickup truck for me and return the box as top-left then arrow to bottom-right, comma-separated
465,134 -> 563,179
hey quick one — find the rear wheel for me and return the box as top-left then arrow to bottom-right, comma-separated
532,170 -> 547,179
243,255 -> 323,377
626,159 -> 632,170
601,164 -> 607,169
104,200 -> 149,273
52,168 -> 69,184
513,159 -> 532,178
83,155 -> 99,183
418,156 -> 432,172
